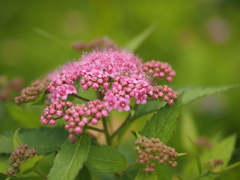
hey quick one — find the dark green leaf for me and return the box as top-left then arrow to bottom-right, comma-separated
125,24 -> 157,51
85,145 -> 128,173
140,93 -> 183,143
134,166 -> 158,180
154,163 -> 172,180
19,155 -> 44,174
31,91 -> 46,106
6,105 -> 41,128
78,165 -> 91,180
13,128 -> 23,149
121,165 -> 141,180
176,84 -> 240,105
18,127 -> 69,154
0,156 -> 10,175
47,133 -> 91,180
0,134 -> 14,154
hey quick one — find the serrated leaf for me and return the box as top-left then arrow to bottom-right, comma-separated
78,165 -> 91,180
85,145 -> 128,173
154,163 -> 172,180
0,134 -> 14,154
176,84 -> 240,105
118,101 -> 166,142
6,105 -> 41,128
19,155 -> 44,174
125,24 -> 157,51
13,128 -> 23,149
140,93 -> 183,143
134,166 -> 158,180
18,127 -> 69,154
47,133 -> 91,180
0,156 -> 10,175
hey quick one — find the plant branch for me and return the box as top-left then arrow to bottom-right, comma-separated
69,94 -> 90,102
85,126 -> 105,133
34,169 -> 47,179
102,117 -> 111,145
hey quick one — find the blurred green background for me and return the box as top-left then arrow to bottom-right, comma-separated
0,0 -> 240,179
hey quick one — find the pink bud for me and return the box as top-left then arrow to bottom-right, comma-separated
91,118 -> 98,125
49,120 -> 56,126
74,127 -> 83,134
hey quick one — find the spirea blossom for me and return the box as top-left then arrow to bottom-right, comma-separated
37,48 -> 178,142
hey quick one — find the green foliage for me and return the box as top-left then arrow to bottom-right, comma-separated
78,165 -> 91,180
19,155 -> 44,174
47,133 -> 91,180
85,145 -> 128,173
154,163 -> 172,180
125,24 -> 157,51
176,84 -> 240,105
0,134 -> 14,154
13,128 -> 23,149
6,106 -> 41,128
0,156 -> 10,175
134,166 -> 158,180
140,93 -> 183,143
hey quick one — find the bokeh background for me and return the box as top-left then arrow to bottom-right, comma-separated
0,0 -> 240,179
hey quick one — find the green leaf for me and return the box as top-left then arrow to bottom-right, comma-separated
0,134 -> 14,154
180,107 -> 198,153
154,163 -> 172,180
125,24 -> 157,51
78,165 -> 91,180
18,127 -> 69,154
19,155 -> 44,174
134,166 -> 158,180
176,84 -> 240,105
0,155 -> 10,175
121,165 -> 141,180
220,162 -> 240,173
140,93 -> 183,143
13,128 -> 23,149
201,134 -> 237,169
118,101 -> 166,142
6,105 -> 41,128
47,133 -> 91,180
85,145 -> 128,173
178,153 -> 188,157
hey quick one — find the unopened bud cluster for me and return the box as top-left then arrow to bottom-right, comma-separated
206,159 -> 224,173
15,77 -> 49,104
7,144 -> 37,177
134,136 -> 178,172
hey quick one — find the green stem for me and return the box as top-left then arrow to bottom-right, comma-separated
189,171 -> 211,180
70,94 -> 90,102
102,117 -> 111,145
34,169 -> 47,179
117,161 -> 139,175
85,126 -> 105,133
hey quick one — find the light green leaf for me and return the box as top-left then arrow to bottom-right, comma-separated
0,155 -> 10,175
6,105 -> 41,128
140,93 -> 183,143
13,128 -> 23,149
134,166 -> 158,180
85,145 -> 128,173
125,24 -> 157,51
220,162 -> 240,173
201,134 -> 237,169
180,107 -> 199,153
154,163 -> 172,180
178,153 -> 188,157
47,133 -> 91,180
176,84 -> 240,105
19,155 -> 44,174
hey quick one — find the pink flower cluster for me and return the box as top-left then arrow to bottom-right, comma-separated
63,100 -> 108,142
142,60 -> 176,82
40,48 -> 178,142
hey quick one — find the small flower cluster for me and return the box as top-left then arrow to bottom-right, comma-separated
104,74 -> 153,112
40,100 -> 73,126
135,136 -> 178,172
206,159 -> 224,173
142,60 -> 176,82
63,100 -> 108,142
15,77 -> 49,104
151,85 -> 178,105
7,144 -> 37,177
